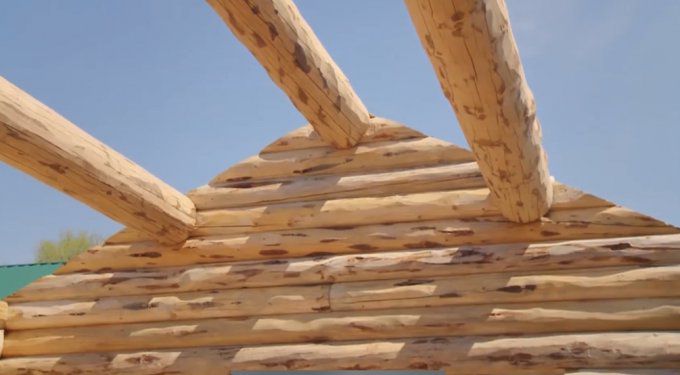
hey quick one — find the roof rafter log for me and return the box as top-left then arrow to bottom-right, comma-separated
405,0 -> 553,223
0,77 -> 196,245
208,0 -> 371,149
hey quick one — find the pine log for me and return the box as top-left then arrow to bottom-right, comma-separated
208,0 -> 370,149
0,332 -> 678,374
194,184 -> 612,236
191,162 -> 485,210
6,284 -> 328,330
209,137 -> 474,185
59,207 -> 679,273
8,265 -> 680,331
3,298 -> 679,357
16,234 -> 680,301
405,0 -> 552,223
261,117 -> 425,153
331,265 -> 680,311
0,77 -> 195,244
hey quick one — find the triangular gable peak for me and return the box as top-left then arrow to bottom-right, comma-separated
2,121 -> 679,373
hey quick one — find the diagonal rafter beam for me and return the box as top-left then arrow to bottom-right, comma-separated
0,77 -> 196,245
208,0 -> 371,149
405,0 -> 553,223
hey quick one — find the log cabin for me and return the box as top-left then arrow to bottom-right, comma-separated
1,0 -> 679,374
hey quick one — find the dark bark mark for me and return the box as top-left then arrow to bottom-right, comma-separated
394,279 -> 434,286
293,43 -> 311,73
259,249 -> 288,256
130,251 -> 162,258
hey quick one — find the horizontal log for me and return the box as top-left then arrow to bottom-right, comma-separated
261,117 -> 426,153
0,77 -> 195,244
0,332 -> 677,374
60,207 -> 679,273
4,298 -> 680,357
406,0 -> 552,223
9,265 -> 680,331
15,234 -> 680,301
209,0 -> 370,149
209,137 -> 474,185
191,162 -> 485,210
331,265 -> 680,311
194,184 -> 612,235
6,284 -> 328,330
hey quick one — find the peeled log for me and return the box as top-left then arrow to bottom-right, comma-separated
405,0 -> 552,223
13,234 -> 680,301
4,298 -> 680,357
59,207 -> 679,273
191,162 -> 485,210
0,332 -> 678,374
210,137 -> 473,185
330,265 -> 680,311
208,0 -> 370,149
261,117 -> 426,154
6,284 -> 328,330
194,184 -> 611,236
8,266 -> 680,331
0,77 -> 195,244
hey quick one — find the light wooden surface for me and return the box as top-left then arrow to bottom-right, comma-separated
0,76 -> 196,244
210,136 -> 474,185
208,0 -> 370,149
193,184 -> 611,235
261,117 -> 425,153
192,162 -> 485,210
4,298 -> 680,357
0,332 -> 678,374
1,119 -> 678,373
8,234 -> 680,301
405,0 -> 552,223
57,206 -> 678,273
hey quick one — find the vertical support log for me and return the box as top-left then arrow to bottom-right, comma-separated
208,0 -> 370,149
405,0 -> 553,222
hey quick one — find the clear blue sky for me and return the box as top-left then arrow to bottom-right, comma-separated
1,1 -> 679,265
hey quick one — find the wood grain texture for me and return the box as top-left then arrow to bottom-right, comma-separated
56,206 -> 678,273
261,117 -> 425,153
6,284 -> 328,330
0,76 -> 195,244
330,265 -> 680,311
208,0 -> 370,149
5,298 -> 680,357
14,234 -> 680,301
8,265 -> 680,331
405,0 -> 552,223
194,184 -> 612,235
192,162 -> 485,210
0,332 -> 678,374
210,137 -> 474,185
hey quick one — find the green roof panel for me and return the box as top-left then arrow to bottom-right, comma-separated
0,263 -> 63,300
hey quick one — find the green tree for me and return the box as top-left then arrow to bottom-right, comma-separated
35,231 -> 102,263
